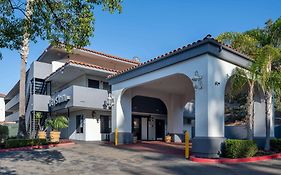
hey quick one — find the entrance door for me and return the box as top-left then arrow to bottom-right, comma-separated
132,116 -> 141,140
155,119 -> 165,140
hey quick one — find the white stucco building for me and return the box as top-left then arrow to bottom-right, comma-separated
5,46 -> 139,141
4,35 -> 276,158
108,35 -> 275,158
0,93 -> 5,122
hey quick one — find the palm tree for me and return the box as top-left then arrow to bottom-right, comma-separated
217,33 -> 259,140
254,46 -> 281,151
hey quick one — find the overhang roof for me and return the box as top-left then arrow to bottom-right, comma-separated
0,93 -> 5,98
38,45 -> 140,65
107,35 -> 252,84
45,60 -> 119,82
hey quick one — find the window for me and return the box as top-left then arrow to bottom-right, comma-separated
100,115 -> 111,133
183,118 -> 192,125
103,82 -> 111,92
76,115 -> 84,133
88,79 -> 99,89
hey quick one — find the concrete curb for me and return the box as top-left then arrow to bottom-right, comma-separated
0,142 -> 75,153
190,153 -> 281,164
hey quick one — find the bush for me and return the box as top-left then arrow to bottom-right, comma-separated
223,139 -> 258,158
0,125 -> 9,148
5,139 -> 48,148
270,138 -> 281,152
0,125 -> 9,141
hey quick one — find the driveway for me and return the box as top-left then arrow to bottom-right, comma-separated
1,141 -> 281,175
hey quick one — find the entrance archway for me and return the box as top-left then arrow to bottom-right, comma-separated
132,96 -> 167,141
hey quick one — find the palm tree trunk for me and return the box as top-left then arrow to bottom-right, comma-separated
264,58 -> 273,151
264,91 -> 272,151
17,0 -> 34,138
247,82 -> 254,140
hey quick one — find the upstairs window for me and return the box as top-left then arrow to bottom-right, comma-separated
88,79 -> 99,89
76,115 -> 84,133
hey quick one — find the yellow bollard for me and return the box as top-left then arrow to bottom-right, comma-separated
185,131 -> 189,159
115,128 -> 118,146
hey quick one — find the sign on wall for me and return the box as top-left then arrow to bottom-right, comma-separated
48,94 -> 71,107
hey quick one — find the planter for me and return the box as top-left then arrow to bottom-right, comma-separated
165,135 -> 172,143
133,136 -> 138,143
50,131 -> 60,143
38,131 -> 46,139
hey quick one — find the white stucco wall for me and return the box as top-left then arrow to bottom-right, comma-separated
60,109 -> 111,141
110,53 -> 273,140
0,97 -> 5,122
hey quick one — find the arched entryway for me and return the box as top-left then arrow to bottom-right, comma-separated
112,73 -> 195,143
132,96 -> 167,141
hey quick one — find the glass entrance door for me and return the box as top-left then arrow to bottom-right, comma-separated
156,119 -> 165,140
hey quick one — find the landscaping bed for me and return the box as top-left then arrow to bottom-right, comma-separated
190,139 -> 281,164
0,138 -> 74,153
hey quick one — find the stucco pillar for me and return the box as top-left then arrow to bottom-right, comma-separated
167,95 -> 184,142
110,89 -> 133,144
191,70 -> 226,158
254,94 -> 275,147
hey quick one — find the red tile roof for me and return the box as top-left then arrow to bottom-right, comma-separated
78,47 -> 141,65
0,93 -> 5,98
68,60 -> 119,73
107,35 -> 251,79
46,60 -> 119,80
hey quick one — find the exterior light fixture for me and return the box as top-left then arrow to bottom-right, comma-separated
92,111 -> 99,123
106,93 -> 114,109
192,71 -> 203,90
215,81 -> 221,86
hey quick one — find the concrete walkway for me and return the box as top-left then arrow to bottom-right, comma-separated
0,141 -> 281,175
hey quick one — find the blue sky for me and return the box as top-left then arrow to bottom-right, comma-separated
0,0 -> 281,94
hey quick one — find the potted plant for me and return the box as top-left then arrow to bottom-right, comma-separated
165,133 -> 172,143
36,112 -> 47,139
46,116 -> 68,143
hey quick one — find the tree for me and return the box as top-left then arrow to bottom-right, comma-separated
254,46 -> 281,151
217,33 -> 260,140
217,17 -> 281,150
0,0 -> 123,138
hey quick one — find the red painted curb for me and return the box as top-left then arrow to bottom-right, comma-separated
190,153 -> 281,164
0,142 -> 75,153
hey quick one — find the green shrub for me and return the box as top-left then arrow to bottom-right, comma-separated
270,138 -> 281,152
5,139 -> 48,148
223,139 -> 258,158
0,125 -> 9,141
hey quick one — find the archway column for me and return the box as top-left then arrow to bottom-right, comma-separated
167,95 -> 184,142
191,72 -> 226,158
110,89 -> 133,144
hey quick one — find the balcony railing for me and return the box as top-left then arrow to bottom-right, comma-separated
49,85 -> 108,110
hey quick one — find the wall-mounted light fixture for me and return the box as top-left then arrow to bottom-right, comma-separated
92,111 -> 99,123
192,71 -> 203,90
215,81 -> 221,86
105,93 -> 114,109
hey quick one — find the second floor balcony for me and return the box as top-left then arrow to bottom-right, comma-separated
49,85 -> 109,111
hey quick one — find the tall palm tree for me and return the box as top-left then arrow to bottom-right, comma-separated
217,33 -> 259,140
254,46 -> 281,151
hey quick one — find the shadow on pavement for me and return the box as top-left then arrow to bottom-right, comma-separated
0,149 -> 65,164
0,166 -> 17,175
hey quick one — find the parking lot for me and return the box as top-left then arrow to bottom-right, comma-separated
1,141 -> 281,175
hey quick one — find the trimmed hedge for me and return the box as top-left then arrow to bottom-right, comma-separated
0,125 -> 9,141
270,138 -> 281,152
223,139 -> 258,158
5,139 -> 48,149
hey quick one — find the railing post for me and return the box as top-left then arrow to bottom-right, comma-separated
115,128 -> 118,146
185,131 -> 190,159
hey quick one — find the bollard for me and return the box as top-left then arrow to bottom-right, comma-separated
185,131 -> 189,159
115,128 -> 118,146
